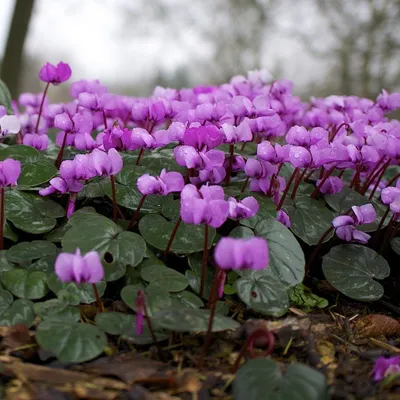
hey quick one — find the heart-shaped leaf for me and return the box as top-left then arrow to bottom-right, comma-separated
34,299 -> 80,322
153,308 -> 240,332
95,312 -> 135,335
391,237 -> 400,255
170,290 -> 204,309
233,358 -> 329,400
120,323 -> 169,345
0,146 -> 57,187
62,215 -> 146,281
0,299 -> 35,327
186,252 -> 214,299
5,190 -> 65,234
286,195 -> 335,245
322,244 -> 390,301
6,240 -> 57,263
1,269 -> 48,299
36,320 -> 107,363
236,270 -> 289,317
229,226 -> 255,239
139,214 -> 215,254
0,79 -> 12,114
254,219 -> 305,288
240,194 -> 277,229
47,273 -> 106,304
0,288 -> 13,314
141,263 -> 188,292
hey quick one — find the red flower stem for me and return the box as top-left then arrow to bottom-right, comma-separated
164,216 -> 182,258
35,82 -> 50,133
199,224 -> 209,298
240,176 -> 250,193
329,122 -> 349,142
143,300 -> 163,357
360,156 -> 386,194
198,280 -> 218,370
110,175 -> 118,223
240,141 -> 247,152
376,206 -> 390,234
337,169 -> 345,179
55,131 -> 69,169
310,165 -> 336,199
291,168 -> 308,200
136,148 -> 145,166
206,270 -> 219,309
303,169 -> 315,182
224,144 -> 235,185
379,214 -> 396,253
92,283 -> 104,313
102,110 -> 108,129
127,194 -> 147,230
277,167 -> 299,211
0,188 -> 4,251
387,173 -> 400,188
368,159 -> 391,200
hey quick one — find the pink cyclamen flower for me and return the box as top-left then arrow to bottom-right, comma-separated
316,176 -> 344,195
39,62 -> 72,85
90,148 -> 123,177
277,210 -> 291,227
39,177 -> 83,196
180,184 -> 229,228
228,196 -> 259,220
137,169 -> 184,196
23,133 -> 49,151
0,115 -> 20,136
0,159 -> 21,187
214,237 -> 269,270
373,356 -> 400,381
55,248 -> 104,283
60,154 -> 97,181
135,290 -> 145,336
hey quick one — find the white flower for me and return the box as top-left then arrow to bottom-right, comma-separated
0,115 -> 20,136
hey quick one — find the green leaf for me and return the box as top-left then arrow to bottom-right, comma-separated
1,269 -> 48,299
5,190 -> 65,234
152,308 -> 240,332
233,358 -> 329,400
27,254 -> 56,274
36,320 -> 107,363
141,263 -> 188,292
287,195 -> 335,245
141,148 -> 185,174
229,226 -> 255,239
95,312 -> 135,335
6,240 -> 57,263
161,196 -> 181,221
325,187 -> 366,213
391,237 -> 400,255
4,220 -> 18,242
0,146 -> 57,187
34,299 -> 80,322
288,284 -> 328,312
322,244 -> 390,301
120,323 -> 169,345
236,270 -> 289,317
254,219 -> 305,288
186,252 -> 214,299
170,290 -> 204,309
139,214 -> 215,254
0,251 -> 15,272
0,79 -> 12,113
62,215 -> 146,281
0,299 -> 35,327
47,273 -> 106,304
0,288 -> 13,314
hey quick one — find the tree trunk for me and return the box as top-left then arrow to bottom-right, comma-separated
1,0 -> 35,98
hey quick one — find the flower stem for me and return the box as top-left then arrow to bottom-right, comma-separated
368,159 -> 391,200
92,283 -> 104,313
360,156 -> 386,194
55,131 -> 69,169
387,172 -> 400,188
66,192 -> 77,219
291,168 -> 308,200
136,148 -> 145,166
143,298 -> 163,357
0,188 -> 4,251
164,216 -> 182,259
35,82 -> 50,133
277,167 -> 299,211
240,176 -> 250,193
376,206 -> 390,234
110,175 -> 118,223
198,282 -> 218,370
102,110 -> 108,129
224,144 -> 235,185
199,224 -> 209,298
127,194 -> 147,230
329,122 -> 349,142
310,165 -> 336,199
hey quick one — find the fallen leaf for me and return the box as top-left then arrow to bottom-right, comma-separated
353,314 -> 400,339
3,324 -> 36,359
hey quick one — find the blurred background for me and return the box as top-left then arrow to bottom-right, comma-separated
0,0 -> 399,101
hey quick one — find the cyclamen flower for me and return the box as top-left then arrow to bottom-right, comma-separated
316,176 -> 344,195
228,196 -> 259,220
39,62 -> 72,85
214,237 -> 269,270
91,148 -> 123,177
180,184 -> 229,228
332,204 -> 376,244
174,146 -> 225,171
0,114 -> 20,136
0,159 -> 21,187
39,177 -> 83,196
23,133 -> 49,151
183,125 -> 223,150
60,154 -> 97,181
135,290 -> 145,336
221,121 -> 252,144
55,248 -> 104,283
277,210 -> 291,227
373,356 -> 400,381
286,125 -> 328,147
137,169 -> 184,195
